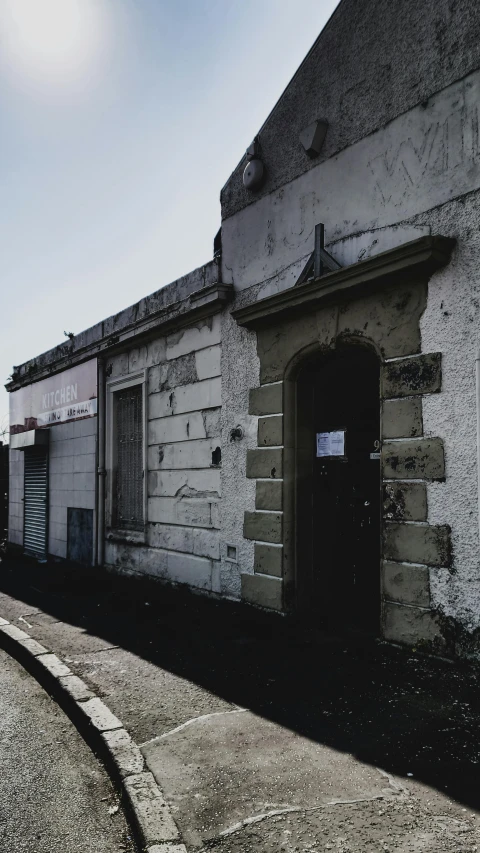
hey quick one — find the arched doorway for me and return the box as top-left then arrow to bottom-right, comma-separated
295,344 -> 381,635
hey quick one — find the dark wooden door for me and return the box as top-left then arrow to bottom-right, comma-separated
296,346 -> 380,634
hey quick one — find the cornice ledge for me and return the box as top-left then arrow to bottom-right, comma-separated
232,236 -> 456,330
7,282 -> 234,391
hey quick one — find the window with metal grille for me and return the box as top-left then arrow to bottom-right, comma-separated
114,384 -> 144,530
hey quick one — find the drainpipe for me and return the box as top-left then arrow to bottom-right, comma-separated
97,357 -> 106,567
477,346 -> 480,546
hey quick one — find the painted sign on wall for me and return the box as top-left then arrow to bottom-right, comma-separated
10,360 -> 97,435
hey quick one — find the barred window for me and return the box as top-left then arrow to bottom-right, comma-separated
114,384 -> 144,530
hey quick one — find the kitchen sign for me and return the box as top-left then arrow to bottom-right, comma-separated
10,360 -> 97,434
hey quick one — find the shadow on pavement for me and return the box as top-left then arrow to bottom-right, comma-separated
1,556 -> 479,812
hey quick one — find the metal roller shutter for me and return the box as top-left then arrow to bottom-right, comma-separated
24,449 -> 48,559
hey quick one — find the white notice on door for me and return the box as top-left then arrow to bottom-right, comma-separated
316,430 -> 345,457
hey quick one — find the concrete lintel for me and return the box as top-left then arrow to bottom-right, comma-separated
232,238 -> 455,330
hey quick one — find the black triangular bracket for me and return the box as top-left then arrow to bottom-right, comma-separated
295,223 -> 342,286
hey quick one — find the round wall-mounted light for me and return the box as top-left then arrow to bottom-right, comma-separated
243,157 -> 264,191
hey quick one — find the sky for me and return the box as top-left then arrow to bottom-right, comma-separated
0,0 -> 340,438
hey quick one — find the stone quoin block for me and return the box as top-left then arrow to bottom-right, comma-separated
382,561 -> 430,607
382,438 -> 445,480
249,383 -> 283,415
246,448 -> 283,479
255,479 -> 283,511
102,728 -> 145,778
243,511 -> 283,544
254,543 -> 283,577
384,522 -> 451,567
258,415 -> 283,447
241,573 -> 283,611
383,352 -> 442,399
382,397 -> 423,438
383,481 -> 427,522
383,601 -> 443,647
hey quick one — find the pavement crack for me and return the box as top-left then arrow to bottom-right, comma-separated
139,707 -> 248,748
215,794 -> 400,841
376,766 -> 410,796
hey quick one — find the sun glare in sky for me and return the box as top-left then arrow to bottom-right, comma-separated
0,0 -> 106,89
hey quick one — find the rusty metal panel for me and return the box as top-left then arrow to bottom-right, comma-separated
115,385 -> 143,530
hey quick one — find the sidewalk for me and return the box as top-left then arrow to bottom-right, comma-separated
0,556 -> 479,852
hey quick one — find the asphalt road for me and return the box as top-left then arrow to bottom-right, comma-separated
0,647 -> 136,853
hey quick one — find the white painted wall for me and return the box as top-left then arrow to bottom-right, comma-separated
8,417 -> 97,560
48,417 -> 97,559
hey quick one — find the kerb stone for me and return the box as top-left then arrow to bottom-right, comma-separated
59,675 -> 95,702
81,697 -> 123,732
19,637 -> 49,656
102,728 -> 145,778
37,653 -> 72,678
0,624 -> 30,642
123,772 -> 180,843
148,845 -> 188,853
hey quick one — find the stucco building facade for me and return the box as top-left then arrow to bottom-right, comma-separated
7,0 -> 480,656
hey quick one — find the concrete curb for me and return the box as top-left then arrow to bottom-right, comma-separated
0,615 -> 186,853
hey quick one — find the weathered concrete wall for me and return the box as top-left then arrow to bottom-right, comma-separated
105,316 -> 224,593
221,0 -> 480,219
219,61 -> 480,651
222,69 -> 480,295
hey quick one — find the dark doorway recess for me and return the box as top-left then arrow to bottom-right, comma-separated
296,344 -> 381,634
67,508 -> 94,567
